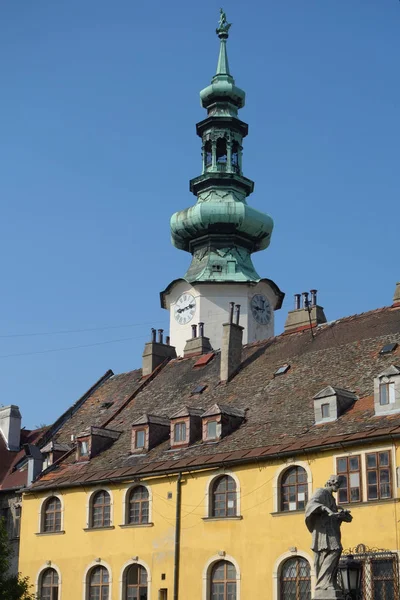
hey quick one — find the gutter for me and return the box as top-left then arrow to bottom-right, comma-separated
25,431 -> 400,494
173,473 -> 182,600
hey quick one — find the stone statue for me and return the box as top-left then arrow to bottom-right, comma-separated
305,475 -> 353,599
217,8 -> 231,34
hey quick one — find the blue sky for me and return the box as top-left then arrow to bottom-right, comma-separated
1,0 -> 399,429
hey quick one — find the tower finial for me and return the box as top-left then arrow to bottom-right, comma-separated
215,9 -> 232,77
216,8 -> 231,39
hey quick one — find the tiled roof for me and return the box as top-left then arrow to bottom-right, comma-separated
30,305 -> 400,491
0,428 -> 45,491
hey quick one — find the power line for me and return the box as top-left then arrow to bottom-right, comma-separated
0,334 -> 150,359
0,321 -> 167,339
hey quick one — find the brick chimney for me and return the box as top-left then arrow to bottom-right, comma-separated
393,282 -> 400,307
220,303 -> 244,382
0,405 -> 21,451
284,290 -> 327,333
142,328 -> 177,376
183,322 -> 213,357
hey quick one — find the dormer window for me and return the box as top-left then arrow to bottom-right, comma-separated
374,365 -> 400,416
173,422 -> 187,443
313,386 -> 357,425
131,414 -> 170,453
170,407 -> 203,449
379,381 -> 395,406
76,427 -> 120,461
201,404 -> 245,443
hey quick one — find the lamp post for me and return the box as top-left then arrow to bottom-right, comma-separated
338,554 -> 363,600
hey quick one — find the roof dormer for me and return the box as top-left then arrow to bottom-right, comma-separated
170,406 -> 204,448
313,386 -> 357,425
374,365 -> 400,416
201,403 -> 245,442
76,426 -> 120,462
131,414 -> 170,453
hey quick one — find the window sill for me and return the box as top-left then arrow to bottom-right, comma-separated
35,530 -> 65,536
202,516 -> 243,522
83,526 -> 115,531
119,523 -> 154,529
270,509 -> 305,517
338,497 -> 399,508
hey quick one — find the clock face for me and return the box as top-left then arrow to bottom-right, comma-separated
251,294 -> 271,325
174,293 -> 196,325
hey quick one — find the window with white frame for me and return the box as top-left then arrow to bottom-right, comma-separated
173,422 -> 187,443
280,466 -> 308,512
374,366 -> 400,415
39,568 -> 59,600
336,449 -> 393,504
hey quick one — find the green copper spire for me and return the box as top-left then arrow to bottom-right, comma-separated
215,9 -> 231,76
169,11 -> 274,283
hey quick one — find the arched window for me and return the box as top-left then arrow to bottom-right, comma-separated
210,560 -> 237,600
281,466 -> 308,512
216,137 -> 227,164
91,490 -> 111,528
280,557 -> 311,600
211,475 -> 237,518
231,141 -> 239,172
127,486 -> 149,525
205,140 -> 212,167
124,564 -> 148,600
40,568 -> 59,600
42,497 -> 62,532
88,566 -> 109,600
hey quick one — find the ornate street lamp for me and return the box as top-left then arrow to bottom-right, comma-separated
338,554 -> 363,600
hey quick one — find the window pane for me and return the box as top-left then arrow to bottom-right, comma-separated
207,421 -> 217,439
368,471 -> 377,485
380,384 -> 389,405
349,472 -> 360,487
379,452 -> 390,467
136,431 -> 145,448
349,456 -> 360,471
367,454 -> 377,468
337,458 -> 347,473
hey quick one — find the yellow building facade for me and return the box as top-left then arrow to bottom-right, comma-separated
20,437 -> 400,599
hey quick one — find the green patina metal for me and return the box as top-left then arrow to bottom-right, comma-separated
170,10 -> 274,283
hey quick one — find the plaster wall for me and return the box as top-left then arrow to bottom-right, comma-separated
164,280 -> 277,356
19,441 -> 400,599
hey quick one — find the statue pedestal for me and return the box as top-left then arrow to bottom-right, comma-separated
313,591 -> 344,600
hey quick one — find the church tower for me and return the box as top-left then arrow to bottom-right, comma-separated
161,11 -> 284,356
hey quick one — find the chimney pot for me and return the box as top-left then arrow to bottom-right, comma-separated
151,328 -> 156,343
235,304 -> 241,325
199,322 -> 204,337
229,302 -> 235,324
310,289 -> 317,306
302,292 -> 309,308
191,324 -> 197,339
166,336 -> 170,346
158,329 -> 164,344
294,294 -> 301,310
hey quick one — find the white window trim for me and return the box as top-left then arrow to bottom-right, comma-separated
273,461 -> 313,513
333,444 -> 397,503
205,470 -> 241,518
38,493 -> 65,533
122,483 -> 152,525
82,560 -> 112,600
119,558 -> 151,600
85,487 -> 114,528
36,562 -> 62,600
202,554 -> 241,600
273,550 -> 315,600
